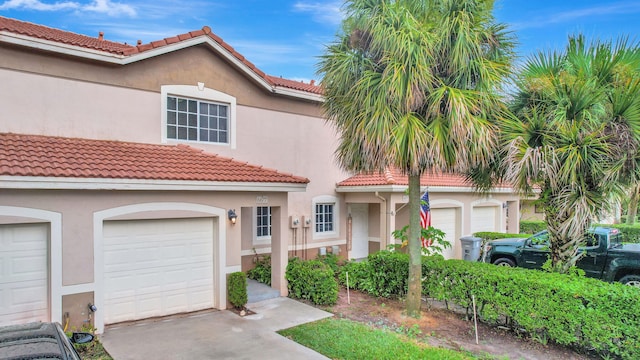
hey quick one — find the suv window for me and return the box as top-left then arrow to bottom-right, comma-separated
584,233 -> 600,248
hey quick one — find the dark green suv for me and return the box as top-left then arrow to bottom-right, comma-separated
483,227 -> 640,286
0,322 -> 94,359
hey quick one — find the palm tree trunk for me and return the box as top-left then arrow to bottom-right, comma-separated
627,186 -> 639,225
406,174 -> 422,318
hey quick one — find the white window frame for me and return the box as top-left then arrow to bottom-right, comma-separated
312,195 -> 339,240
161,84 -> 237,149
254,206 -> 272,245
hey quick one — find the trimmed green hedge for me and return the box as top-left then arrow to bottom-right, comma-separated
340,251 -> 640,359
286,257 -> 338,305
596,223 -> 640,243
227,271 -> 247,309
519,220 -> 546,234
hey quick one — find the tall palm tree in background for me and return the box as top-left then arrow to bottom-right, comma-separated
318,0 -> 513,316
500,36 -> 640,272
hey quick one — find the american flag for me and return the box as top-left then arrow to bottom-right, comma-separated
420,191 -> 432,247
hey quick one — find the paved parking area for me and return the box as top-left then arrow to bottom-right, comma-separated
100,297 -> 332,360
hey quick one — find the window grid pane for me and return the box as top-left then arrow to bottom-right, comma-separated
167,95 -> 229,144
257,207 -> 271,238
315,203 -> 334,233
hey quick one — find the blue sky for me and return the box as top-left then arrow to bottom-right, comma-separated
1,1 -> 639,83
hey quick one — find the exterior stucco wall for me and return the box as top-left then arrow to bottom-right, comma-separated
0,189 -> 288,285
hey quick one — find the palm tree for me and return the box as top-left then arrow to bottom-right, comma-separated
499,36 -> 640,272
318,0 -> 514,316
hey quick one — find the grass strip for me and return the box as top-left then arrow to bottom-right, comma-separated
278,317 -> 473,360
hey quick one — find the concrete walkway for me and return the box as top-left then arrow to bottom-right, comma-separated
100,297 -> 332,360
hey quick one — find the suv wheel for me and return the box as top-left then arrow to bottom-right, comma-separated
620,274 -> 640,287
493,258 -> 516,267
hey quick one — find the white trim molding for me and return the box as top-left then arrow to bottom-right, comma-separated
0,176 -> 307,192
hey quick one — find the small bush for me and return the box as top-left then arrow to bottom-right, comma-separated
317,253 -> 341,274
227,271 -> 247,309
248,255 -> 271,286
286,257 -> 338,305
337,260 -> 372,292
366,251 -> 410,298
519,220 -> 546,234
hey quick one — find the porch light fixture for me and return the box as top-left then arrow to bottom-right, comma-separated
228,209 -> 238,225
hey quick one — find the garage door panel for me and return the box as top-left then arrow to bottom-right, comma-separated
103,218 -> 214,324
431,208 -> 457,260
472,207 -> 498,233
0,224 -> 49,325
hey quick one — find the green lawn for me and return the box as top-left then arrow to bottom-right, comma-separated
278,317 -> 476,360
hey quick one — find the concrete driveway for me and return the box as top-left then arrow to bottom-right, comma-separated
100,297 -> 332,360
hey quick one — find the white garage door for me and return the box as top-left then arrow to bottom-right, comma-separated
103,218 -> 214,324
430,208 -> 457,259
0,223 -> 49,325
472,206 -> 498,233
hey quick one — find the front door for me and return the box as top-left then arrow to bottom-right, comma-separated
349,204 -> 369,260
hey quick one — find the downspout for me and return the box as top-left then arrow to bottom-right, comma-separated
375,191 -> 389,250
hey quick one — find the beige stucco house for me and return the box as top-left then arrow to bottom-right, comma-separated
0,16 -> 521,333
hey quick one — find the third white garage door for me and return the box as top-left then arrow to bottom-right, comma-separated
103,218 -> 214,324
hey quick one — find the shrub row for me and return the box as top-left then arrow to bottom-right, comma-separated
519,220 -> 546,234
285,257 -> 338,305
338,251 -> 640,359
597,223 -> 640,243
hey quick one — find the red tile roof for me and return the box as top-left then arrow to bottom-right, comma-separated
0,16 -> 134,54
0,16 -> 323,95
0,133 -> 309,184
337,168 -> 509,188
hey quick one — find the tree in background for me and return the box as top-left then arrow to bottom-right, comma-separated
319,0 -> 513,316
498,35 -> 640,272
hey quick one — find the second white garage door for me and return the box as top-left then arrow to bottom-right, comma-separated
103,218 -> 214,324
430,208 -> 458,259
471,206 -> 499,233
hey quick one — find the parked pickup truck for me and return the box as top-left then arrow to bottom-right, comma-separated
483,227 -> 640,286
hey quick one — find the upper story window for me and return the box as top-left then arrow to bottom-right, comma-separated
161,84 -> 237,149
167,96 -> 228,143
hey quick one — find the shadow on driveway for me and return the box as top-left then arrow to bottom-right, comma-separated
101,297 -> 332,360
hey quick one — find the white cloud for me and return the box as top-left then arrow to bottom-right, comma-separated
513,2 -> 640,30
293,1 -> 343,25
0,0 -> 135,16
0,0 -> 78,11
82,0 -> 135,17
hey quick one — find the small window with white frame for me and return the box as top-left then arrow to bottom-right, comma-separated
312,195 -> 339,239
315,203 -> 334,233
256,206 -> 271,239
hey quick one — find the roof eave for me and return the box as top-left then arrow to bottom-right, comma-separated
0,31 -> 127,61
335,184 -> 514,193
1,31 -> 324,103
0,176 -> 308,192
